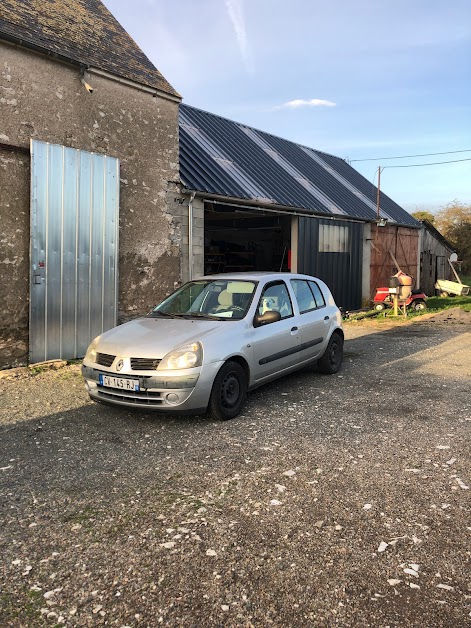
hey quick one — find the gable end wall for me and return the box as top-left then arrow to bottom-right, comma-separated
0,43 -> 184,367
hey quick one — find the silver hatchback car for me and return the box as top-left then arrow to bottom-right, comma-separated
82,272 -> 344,420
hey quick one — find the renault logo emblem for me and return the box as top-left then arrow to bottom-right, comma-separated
116,359 -> 124,371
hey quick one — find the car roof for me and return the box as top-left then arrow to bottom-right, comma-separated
197,272 -> 320,282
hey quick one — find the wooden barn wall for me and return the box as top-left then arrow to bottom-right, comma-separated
420,229 -> 452,295
370,226 -> 419,296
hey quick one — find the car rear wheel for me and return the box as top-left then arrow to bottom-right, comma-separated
208,361 -> 247,421
317,332 -> 344,374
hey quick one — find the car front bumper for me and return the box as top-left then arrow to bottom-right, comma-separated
82,361 -> 224,413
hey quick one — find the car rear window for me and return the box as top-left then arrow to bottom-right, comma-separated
291,279 -> 316,313
308,281 -> 326,308
291,279 -> 326,312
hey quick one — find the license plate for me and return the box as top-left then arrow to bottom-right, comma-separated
99,374 -> 140,391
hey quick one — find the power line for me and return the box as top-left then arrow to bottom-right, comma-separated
350,149 -> 471,162
384,157 -> 471,169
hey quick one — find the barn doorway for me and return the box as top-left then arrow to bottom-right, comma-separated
204,203 -> 292,275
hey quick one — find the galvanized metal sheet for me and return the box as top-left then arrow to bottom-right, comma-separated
30,140 -> 119,363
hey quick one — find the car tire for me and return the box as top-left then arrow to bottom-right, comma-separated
317,332 -> 344,375
208,361 -> 247,421
411,299 -> 426,311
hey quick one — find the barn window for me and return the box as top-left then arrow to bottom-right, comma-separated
319,224 -> 349,252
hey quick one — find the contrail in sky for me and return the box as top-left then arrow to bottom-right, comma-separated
225,0 -> 254,74
275,99 -> 337,109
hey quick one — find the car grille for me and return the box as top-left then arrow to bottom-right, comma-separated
131,357 -> 161,370
97,387 -> 163,405
96,353 -> 115,367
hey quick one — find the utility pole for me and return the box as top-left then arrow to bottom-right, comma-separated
376,166 -> 383,220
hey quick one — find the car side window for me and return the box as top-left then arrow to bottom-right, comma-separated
308,281 -> 326,308
257,282 -> 293,319
291,279 -> 317,314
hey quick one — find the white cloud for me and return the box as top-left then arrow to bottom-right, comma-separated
275,99 -> 337,109
225,0 -> 254,74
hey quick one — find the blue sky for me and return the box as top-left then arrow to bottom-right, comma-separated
105,0 -> 471,213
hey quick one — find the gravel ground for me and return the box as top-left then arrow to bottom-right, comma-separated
0,318 -> 470,627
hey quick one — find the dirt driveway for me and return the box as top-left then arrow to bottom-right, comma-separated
1,318 -> 470,627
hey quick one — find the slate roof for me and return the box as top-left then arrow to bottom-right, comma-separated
180,104 -> 419,227
0,0 -> 180,98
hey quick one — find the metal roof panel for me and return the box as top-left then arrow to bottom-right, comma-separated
179,104 -> 419,227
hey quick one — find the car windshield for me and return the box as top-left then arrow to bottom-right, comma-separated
149,279 -> 257,320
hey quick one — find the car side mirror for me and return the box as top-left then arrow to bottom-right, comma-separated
253,310 -> 282,327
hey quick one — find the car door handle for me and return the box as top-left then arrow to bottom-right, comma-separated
324,316 -> 329,321
291,326 -> 298,332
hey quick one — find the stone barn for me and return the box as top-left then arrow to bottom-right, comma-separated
0,0 -> 185,368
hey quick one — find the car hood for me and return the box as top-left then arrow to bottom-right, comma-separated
97,317 -> 231,359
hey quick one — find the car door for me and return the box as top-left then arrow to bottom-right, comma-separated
251,280 -> 300,382
290,279 -> 329,362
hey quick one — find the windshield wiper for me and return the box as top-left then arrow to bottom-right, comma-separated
181,312 -> 217,320
148,311 -> 182,319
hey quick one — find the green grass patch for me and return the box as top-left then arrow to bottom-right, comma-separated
0,589 -> 43,621
345,293 -> 471,323
62,506 -> 101,528
426,295 -> 471,312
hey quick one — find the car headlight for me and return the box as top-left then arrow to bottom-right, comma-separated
158,342 -> 202,370
84,336 -> 101,363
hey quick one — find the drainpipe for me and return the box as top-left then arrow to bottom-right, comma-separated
188,192 -> 196,281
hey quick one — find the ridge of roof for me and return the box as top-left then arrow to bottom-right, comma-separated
0,0 -> 180,99
420,220 -> 455,251
180,103 -> 343,162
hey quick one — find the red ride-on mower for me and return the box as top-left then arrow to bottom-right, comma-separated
373,286 -> 427,312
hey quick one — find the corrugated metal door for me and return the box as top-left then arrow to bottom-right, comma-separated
30,140 -> 119,363
297,217 -> 363,310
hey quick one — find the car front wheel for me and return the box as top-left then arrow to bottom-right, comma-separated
317,332 -> 344,374
208,361 -> 247,421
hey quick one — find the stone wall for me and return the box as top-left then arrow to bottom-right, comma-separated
0,145 -> 30,366
0,43 -> 183,367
